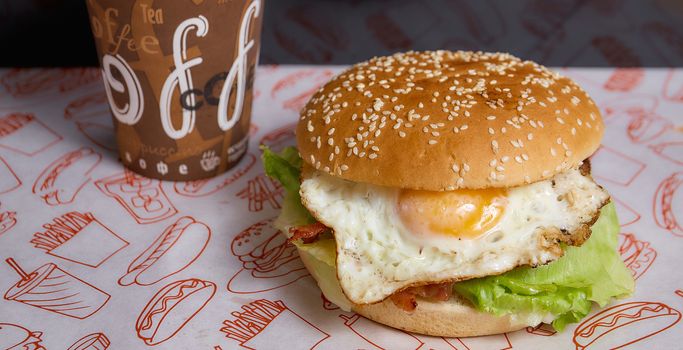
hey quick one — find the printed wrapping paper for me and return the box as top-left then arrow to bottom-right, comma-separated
0,66 -> 682,349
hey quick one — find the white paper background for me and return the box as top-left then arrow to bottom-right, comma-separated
0,66 -> 681,349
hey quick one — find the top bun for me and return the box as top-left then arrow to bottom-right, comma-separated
296,51 -> 604,190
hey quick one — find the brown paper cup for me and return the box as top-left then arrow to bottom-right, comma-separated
86,0 -> 264,180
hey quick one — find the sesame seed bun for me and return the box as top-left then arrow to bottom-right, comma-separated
296,51 -> 604,190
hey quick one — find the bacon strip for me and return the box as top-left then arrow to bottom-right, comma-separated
390,282 -> 453,312
288,222 -> 328,244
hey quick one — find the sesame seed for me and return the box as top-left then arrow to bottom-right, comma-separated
428,140 -> 437,145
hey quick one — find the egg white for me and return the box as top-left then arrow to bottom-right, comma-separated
300,165 -> 609,305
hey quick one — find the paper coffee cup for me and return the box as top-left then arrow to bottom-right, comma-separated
86,0 -> 264,180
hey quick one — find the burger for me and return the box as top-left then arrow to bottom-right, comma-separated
262,50 -> 634,336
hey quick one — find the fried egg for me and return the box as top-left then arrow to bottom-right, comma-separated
300,164 -> 609,305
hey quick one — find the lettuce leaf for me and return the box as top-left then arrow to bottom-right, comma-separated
261,146 -> 634,330
261,146 -> 315,226
453,202 -> 634,330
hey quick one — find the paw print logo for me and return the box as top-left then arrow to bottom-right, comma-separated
200,150 -> 220,172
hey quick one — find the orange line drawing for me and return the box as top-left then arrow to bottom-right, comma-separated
612,196 -> 641,227
0,322 -> 45,350
32,147 -> 102,206
321,292 -> 339,311
604,68 -> 645,92
174,153 -> 256,197
31,211 -> 128,268
236,173 -> 284,212
649,141 -> 683,166
626,112 -> 673,144
0,113 -> 62,156
444,333 -> 512,350
67,332 -> 110,350
339,313 -> 423,350
95,170 -> 178,224
269,69 -> 336,112
221,299 -> 329,350
119,216 -> 210,286
64,91 -> 110,121
259,122 -> 297,152
573,301 -> 681,349
4,258 -> 110,319
676,290 -> 683,298
662,70 -> 683,102
136,278 -> 216,345
526,323 -> 557,337
0,156 -> 20,194
653,171 -> 683,237
590,145 -> 646,186
227,218 -> 308,294
0,208 -> 17,237
75,121 -> 117,152
0,68 -> 99,97
619,233 -> 657,280
600,94 -> 658,121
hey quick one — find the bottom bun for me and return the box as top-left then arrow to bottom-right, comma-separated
354,297 -> 528,337
297,244 -> 536,337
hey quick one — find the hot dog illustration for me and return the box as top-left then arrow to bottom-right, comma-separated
33,147 -> 101,206
573,301 -> 681,349
136,278 -> 216,345
119,216 -> 210,286
654,171 -> 683,237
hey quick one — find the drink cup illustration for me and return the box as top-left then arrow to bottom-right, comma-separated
4,258 -> 110,319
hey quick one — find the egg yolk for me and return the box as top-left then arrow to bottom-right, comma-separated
397,188 -> 507,239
